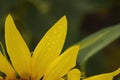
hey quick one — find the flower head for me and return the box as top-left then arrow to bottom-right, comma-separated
0,14 -> 80,80
0,14 -> 120,80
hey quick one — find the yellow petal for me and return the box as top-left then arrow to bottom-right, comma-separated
0,76 -> 3,79
58,78 -> 65,80
84,68 -> 120,80
43,45 -> 80,80
31,16 -> 67,79
0,52 -> 16,79
67,69 -> 81,80
5,14 -> 31,79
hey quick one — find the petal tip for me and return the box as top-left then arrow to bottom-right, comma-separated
5,14 -> 14,27
6,14 -> 12,20
112,68 -> 120,76
74,45 -> 80,50
62,15 -> 67,20
62,15 -> 67,22
59,15 -> 67,26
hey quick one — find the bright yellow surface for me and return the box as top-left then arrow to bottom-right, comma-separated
67,69 -> 81,80
31,16 -> 67,79
43,45 -> 80,80
0,52 -> 15,79
5,14 -> 31,79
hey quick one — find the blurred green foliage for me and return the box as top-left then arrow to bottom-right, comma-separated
0,0 -> 120,79
77,24 -> 120,76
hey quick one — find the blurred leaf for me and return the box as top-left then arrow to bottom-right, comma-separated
77,24 -> 120,72
75,0 -> 112,12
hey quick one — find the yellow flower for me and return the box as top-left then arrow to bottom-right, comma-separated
0,14 -> 80,80
0,14 -> 120,80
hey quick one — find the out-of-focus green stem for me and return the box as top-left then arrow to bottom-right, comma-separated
80,62 -> 87,79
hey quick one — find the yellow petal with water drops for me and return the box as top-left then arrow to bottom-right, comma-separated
43,45 -> 80,80
5,14 -> 31,79
67,69 -> 81,80
0,52 -> 16,79
31,16 -> 67,79
84,68 -> 120,80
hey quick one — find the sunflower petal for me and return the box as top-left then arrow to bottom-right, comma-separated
43,45 -> 80,80
0,52 -> 15,79
67,69 -> 81,80
84,68 -> 120,80
5,14 -> 31,78
58,78 -> 65,80
31,16 -> 67,79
